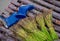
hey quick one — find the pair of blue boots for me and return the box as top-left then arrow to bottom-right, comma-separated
0,5 -> 34,28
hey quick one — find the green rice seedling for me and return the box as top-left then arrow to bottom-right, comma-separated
19,17 -> 47,41
36,13 -> 53,41
10,24 -> 37,41
42,9 -> 58,40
